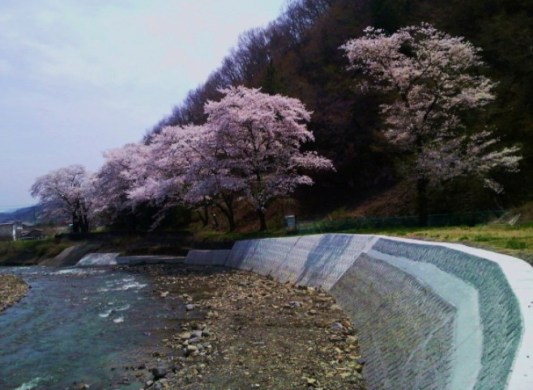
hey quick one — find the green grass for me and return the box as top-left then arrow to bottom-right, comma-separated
0,239 -> 72,265
197,222 -> 533,266
352,224 -> 533,265
143,222 -> 533,267
5,220 -> 530,267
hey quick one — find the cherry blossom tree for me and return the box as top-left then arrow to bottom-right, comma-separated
30,164 -> 93,233
341,24 -> 521,225
204,86 -> 334,230
185,127 -> 245,232
92,143 -> 148,224
131,125 -> 213,227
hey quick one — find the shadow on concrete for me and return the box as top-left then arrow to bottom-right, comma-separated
297,234 -> 353,287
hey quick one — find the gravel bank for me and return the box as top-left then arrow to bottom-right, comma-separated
125,264 -> 366,390
0,274 -> 29,312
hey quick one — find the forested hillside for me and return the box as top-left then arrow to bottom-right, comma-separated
0,206 -> 41,224
148,0 -> 533,218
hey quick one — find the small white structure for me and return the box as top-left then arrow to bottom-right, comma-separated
0,222 -> 21,241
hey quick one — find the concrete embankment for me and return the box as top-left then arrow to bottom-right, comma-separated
185,234 -> 533,390
39,243 -> 102,267
75,253 -> 185,266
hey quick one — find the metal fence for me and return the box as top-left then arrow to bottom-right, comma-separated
296,210 -> 506,234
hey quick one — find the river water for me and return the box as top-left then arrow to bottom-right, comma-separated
0,265 -> 177,390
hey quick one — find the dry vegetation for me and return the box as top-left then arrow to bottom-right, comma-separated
0,274 -> 28,312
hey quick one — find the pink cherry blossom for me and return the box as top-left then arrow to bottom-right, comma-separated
342,24 -> 521,223
92,143 -> 148,223
31,164 -> 93,232
202,86 -> 334,230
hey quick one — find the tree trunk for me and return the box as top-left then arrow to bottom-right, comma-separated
72,212 -> 80,233
417,178 -> 429,226
227,214 -> 235,232
215,196 -> 236,232
197,204 -> 209,227
218,207 -> 235,231
223,195 -> 236,232
257,208 -> 267,231
80,213 -> 89,233
225,204 -> 236,232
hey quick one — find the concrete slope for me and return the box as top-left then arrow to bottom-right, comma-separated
40,243 -> 101,267
186,234 -> 533,390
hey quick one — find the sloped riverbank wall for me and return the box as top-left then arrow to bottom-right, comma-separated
185,234 -> 533,390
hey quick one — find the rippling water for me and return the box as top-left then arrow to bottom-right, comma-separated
0,266 -> 175,389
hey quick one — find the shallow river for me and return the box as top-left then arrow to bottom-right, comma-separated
0,266 -> 175,390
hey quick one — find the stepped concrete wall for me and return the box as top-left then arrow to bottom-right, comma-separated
185,234 -> 533,390
225,234 -> 376,289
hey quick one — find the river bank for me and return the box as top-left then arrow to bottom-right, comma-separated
125,264 -> 366,389
0,263 -> 366,389
0,274 -> 28,312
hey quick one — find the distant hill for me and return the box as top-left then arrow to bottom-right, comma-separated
0,205 -> 41,224
147,0 -> 533,218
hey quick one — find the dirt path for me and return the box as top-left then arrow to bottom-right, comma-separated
128,264 -> 366,390
0,274 -> 28,312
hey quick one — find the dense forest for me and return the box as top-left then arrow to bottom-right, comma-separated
146,0 -> 533,221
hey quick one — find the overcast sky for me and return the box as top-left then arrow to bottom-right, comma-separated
0,0 -> 285,212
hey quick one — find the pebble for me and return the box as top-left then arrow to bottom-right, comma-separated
329,334 -> 343,343
178,331 -> 191,339
151,365 -> 168,380
188,336 -> 201,344
346,335 -> 358,344
191,322 -> 204,330
185,303 -> 195,311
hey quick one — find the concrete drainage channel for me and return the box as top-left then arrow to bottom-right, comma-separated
185,234 -> 533,390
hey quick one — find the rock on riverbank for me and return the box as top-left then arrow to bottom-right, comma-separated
125,264 -> 366,389
0,274 -> 29,312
